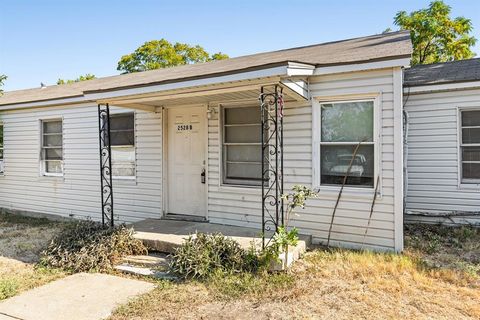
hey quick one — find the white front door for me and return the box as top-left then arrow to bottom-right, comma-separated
167,106 -> 206,216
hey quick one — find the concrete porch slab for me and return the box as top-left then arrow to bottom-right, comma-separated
132,219 -> 311,256
0,273 -> 154,320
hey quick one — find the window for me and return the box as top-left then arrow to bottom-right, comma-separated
460,110 -> 480,183
110,113 -> 135,177
319,100 -> 375,187
41,119 -> 63,175
222,106 -> 263,186
0,124 -> 3,175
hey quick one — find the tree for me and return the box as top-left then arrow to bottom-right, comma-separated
57,74 -> 96,85
394,1 -> 477,65
0,75 -> 6,95
117,39 -> 229,73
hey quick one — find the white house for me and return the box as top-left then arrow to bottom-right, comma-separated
404,58 -> 480,225
0,31 -> 412,252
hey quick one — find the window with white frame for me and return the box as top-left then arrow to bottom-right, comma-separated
41,119 -> 63,175
319,100 -> 375,187
110,113 -> 135,177
0,123 -> 4,175
222,106 -> 264,186
460,110 -> 480,183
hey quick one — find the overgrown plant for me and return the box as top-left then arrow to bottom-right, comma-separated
39,220 -> 147,272
169,232 -> 259,279
270,185 -> 318,268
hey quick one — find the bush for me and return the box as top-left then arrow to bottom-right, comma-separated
169,233 -> 260,279
39,220 -> 147,272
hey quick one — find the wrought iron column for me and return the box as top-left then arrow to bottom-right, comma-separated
98,103 -> 114,227
260,85 -> 284,248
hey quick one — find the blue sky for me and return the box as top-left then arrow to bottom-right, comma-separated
1,0 -> 479,91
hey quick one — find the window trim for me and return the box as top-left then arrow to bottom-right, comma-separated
40,118 -> 64,177
458,107 -> 480,186
220,104 -> 263,188
110,111 -> 136,180
312,96 -> 381,193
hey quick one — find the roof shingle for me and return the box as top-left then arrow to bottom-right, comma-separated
0,31 -> 412,106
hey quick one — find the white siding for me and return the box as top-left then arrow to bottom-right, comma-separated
0,104 -> 163,223
208,68 -> 402,251
404,88 -> 480,224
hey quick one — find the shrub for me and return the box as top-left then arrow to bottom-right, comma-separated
169,233 -> 260,279
39,220 -> 147,272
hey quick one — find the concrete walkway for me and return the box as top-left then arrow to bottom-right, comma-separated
0,273 -> 154,320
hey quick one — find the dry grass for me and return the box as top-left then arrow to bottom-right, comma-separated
111,224 -> 480,320
0,213 -> 67,300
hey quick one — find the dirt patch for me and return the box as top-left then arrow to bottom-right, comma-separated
111,225 -> 480,320
0,213 -> 64,263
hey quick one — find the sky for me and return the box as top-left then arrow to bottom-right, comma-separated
1,0 -> 479,91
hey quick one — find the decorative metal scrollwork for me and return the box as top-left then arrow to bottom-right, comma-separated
260,85 -> 284,248
98,104 -> 114,227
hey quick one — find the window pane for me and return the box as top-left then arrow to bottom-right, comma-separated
321,144 -> 374,187
45,161 -> 62,173
43,134 -> 62,147
43,121 -> 62,134
226,145 -> 262,162
321,101 -> 373,142
225,126 -> 261,143
112,147 -> 135,176
111,113 -> 134,131
45,148 -> 62,160
111,130 -> 134,146
462,128 -> 480,144
462,146 -> 480,162
225,107 -> 260,125
226,162 -> 262,182
463,163 -> 480,180
462,110 -> 480,127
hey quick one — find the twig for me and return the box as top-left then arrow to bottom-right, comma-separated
327,141 -> 364,247
361,176 -> 380,249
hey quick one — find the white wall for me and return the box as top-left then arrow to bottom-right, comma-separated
0,104 -> 163,223
208,68 -> 403,251
404,88 -> 480,225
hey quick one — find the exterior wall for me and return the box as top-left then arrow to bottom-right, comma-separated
208,68 -> 403,251
0,104 -> 163,223
404,88 -> 480,225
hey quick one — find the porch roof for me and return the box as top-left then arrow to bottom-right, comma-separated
0,31 -> 412,107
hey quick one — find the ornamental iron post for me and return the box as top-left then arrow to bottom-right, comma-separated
98,103 -> 114,227
260,85 -> 284,248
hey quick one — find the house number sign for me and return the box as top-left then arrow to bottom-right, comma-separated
177,124 -> 193,131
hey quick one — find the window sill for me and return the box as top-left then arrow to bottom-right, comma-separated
218,184 -> 261,194
314,185 -> 381,199
459,183 -> 480,190
113,176 -> 137,185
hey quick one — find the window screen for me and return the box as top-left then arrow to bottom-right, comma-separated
460,110 -> 480,182
110,113 -> 135,177
41,120 -> 63,174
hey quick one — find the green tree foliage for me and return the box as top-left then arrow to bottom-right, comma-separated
57,74 -> 96,85
394,1 -> 477,65
0,75 -> 6,96
117,39 -> 229,73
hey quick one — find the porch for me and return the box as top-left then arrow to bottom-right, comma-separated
131,218 -> 310,255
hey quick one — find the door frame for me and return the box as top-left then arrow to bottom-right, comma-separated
162,104 -> 209,219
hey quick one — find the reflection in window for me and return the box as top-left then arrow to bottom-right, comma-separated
320,101 -> 374,187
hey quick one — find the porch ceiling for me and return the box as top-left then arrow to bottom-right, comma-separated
100,78 -> 307,111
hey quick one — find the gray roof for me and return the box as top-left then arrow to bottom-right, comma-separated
0,31 -> 412,106
404,58 -> 480,87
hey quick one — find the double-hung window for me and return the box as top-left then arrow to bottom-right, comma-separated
319,100 -> 375,188
110,113 -> 135,178
460,110 -> 480,183
0,123 -> 4,175
41,119 -> 63,175
222,106 -> 263,186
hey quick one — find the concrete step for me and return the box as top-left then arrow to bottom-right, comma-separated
114,264 -> 177,280
122,253 -> 170,269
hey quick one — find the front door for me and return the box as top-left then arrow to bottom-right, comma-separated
167,106 -> 206,217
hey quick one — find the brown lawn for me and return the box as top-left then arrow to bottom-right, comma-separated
111,224 -> 480,320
